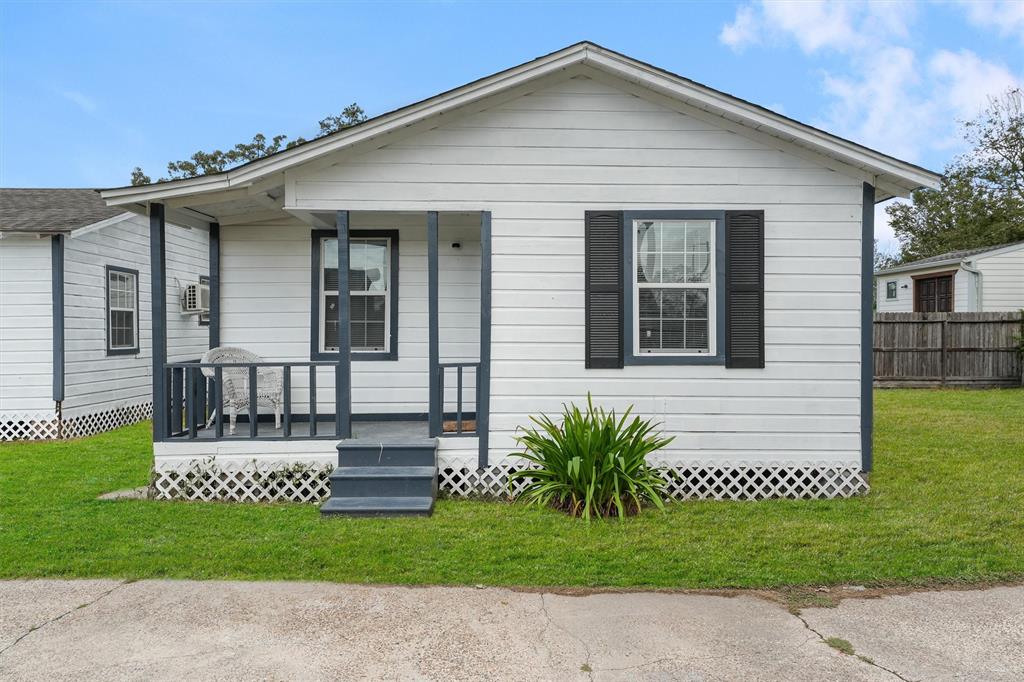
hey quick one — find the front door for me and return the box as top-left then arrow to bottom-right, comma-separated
914,274 -> 954,312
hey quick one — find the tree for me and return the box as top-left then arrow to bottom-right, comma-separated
886,88 -> 1024,262
873,238 -> 898,272
130,104 -> 367,185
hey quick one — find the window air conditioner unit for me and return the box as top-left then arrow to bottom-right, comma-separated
181,282 -> 210,314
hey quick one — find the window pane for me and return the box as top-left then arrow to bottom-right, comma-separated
636,222 -> 659,284
324,294 -> 339,349
685,223 -> 711,252
637,287 -> 709,353
110,310 -> 135,348
685,289 -> 708,319
363,322 -> 385,349
661,221 -> 686,252
638,320 -> 661,351
685,252 -> 711,283
685,319 -> 709,349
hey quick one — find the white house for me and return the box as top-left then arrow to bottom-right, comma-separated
875,241 -> 1024,313
98,43 -> 941,514
0,189 -> 208,440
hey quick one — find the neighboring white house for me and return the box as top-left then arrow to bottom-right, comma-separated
0,189 -> 208,440
875,240 -> 1024,313
98,42 -> 941,512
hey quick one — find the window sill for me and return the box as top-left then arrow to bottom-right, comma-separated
624,353 -> 726,366
310,350 -> 398,362
106,348 -> 140,357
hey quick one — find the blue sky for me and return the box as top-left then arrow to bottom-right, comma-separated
1,1 -> 1022,248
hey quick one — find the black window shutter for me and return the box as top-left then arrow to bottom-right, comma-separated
725,210 -> 765,368
585,210 -> 624,369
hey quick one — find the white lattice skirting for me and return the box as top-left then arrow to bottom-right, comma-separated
151,458 -> 868,503
0,402 -> 153,441
0,412 -> 61,441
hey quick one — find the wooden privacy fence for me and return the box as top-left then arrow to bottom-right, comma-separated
874,312 -> 1024,388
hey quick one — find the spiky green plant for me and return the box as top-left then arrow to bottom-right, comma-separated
509,395 -> 673,520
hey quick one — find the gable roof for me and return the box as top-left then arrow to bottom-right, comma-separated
100,41 -> 941,209
875,239 -> 1024,276
0,188 -> 128,235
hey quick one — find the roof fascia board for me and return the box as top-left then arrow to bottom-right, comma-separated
68,211 -> 137,239
582,47 -> 940,191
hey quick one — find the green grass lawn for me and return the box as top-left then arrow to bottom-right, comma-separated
1,389 -> 1022,589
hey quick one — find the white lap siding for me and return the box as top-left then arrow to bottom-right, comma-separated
62,215 -> 208,418
218,213 -> 480,416
975,247 -> 1024,311
0,237 -> 54,417
288,74 -> 868,467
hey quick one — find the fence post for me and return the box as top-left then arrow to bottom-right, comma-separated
940,317 -> 948,386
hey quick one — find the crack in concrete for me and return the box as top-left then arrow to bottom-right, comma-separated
0,581 -> 128,658
539,593 -> 594,680
791,611 -> 915,682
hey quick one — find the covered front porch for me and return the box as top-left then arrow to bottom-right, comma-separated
147,205 -> 492,470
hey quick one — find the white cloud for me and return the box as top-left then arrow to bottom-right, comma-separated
955,0 -> 1024,43
929,49 -> 1021,121
720,0 -> 913,54
61,90 -> 97,113
719,5 -> 759,51
719,1 -> 1022,163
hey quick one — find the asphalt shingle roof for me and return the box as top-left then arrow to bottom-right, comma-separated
877,240 -> 1024,274
0,188 -> 126,234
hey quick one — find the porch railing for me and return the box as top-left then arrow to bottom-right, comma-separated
164,361 -> 343,441
437,362 -> 480,436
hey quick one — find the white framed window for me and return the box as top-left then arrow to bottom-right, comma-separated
106,266 -> 139,355
886,281 -> 897,299
633,219 -> 714,355
320,237 -> 390,353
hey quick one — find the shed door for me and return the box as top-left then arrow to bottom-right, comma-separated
914,274 -> 953,312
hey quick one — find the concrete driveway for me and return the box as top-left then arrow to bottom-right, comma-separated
0,580 -> 1021,681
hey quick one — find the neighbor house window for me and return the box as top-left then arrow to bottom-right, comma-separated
106,266 -> 139,355
634,219 -> 714,354
886,281 -> 897,299
319,236 -> 392,354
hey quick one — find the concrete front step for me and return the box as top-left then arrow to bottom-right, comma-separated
320,496 -> 434,517
337,443 -> 437,467
329,465 -> 437,498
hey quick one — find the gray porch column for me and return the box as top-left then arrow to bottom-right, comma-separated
208,222 -> 220,348
478,211 -> 492,469
335,211 -> 352,438
427,211 -> 441,437
150,203 -> 169,440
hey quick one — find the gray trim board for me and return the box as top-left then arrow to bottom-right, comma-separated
206,222 -> 219,338
427,211 -> 441,437
310,227 -> 400,362
50,235 -> 65,402
104,264 -> 141,356
478,210 -> 492,468
150,203 -> 169,440
622,210 -> 726,366
861,183 -> 875,473
335,211 -> 352,439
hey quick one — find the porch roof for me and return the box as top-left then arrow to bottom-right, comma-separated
99,41 -> 941,221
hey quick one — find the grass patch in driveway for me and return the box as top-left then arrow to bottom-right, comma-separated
0,389 -> 1022,589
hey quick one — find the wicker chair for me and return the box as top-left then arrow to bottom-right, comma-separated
201,347 -> 283,435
